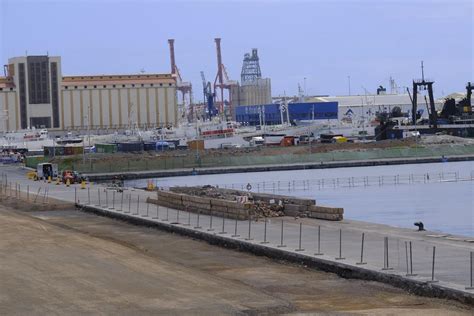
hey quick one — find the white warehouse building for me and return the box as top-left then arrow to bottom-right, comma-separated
0,55 -> 178,132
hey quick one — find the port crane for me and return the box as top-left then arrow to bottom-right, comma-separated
168,39 -> 193,121
201,71 -> 217,119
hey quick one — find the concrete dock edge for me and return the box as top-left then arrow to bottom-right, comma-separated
77,203 -> 474,306
83,154 -> 474,181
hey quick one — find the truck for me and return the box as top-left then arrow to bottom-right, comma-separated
36,163 -> 58,180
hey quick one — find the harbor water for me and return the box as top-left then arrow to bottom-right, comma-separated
126,161 -> 474,237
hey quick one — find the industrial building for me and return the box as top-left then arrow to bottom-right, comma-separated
0,55 -> 177,132
230,49 -> 272,109
235,102 -> 338,126
306,93 -> 443,123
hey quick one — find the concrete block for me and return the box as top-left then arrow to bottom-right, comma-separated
308,205 -> 344,215
284,204 -> 308,213
308,212 -> 343,221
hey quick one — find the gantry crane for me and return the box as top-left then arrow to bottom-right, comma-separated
201,71 -> 217,118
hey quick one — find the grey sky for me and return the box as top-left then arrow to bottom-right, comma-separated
1,0 -> 472,100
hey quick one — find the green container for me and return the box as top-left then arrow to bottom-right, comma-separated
95,143 -> 117,154
25,155 -> 47,169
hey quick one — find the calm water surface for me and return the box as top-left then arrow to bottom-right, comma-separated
127,161 -> 474,237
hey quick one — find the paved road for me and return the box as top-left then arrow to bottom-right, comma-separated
2,164 -> 474,297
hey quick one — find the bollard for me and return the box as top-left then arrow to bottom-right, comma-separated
356,233 -> 367,265
427,246 -> 438,283
295,223 -> 304,251
335,229 -> 345,260
219,212 -> 227,234
382,237 -> 393,270
314,225 -> 323,256
27,185 -> 29,201
207,210 -> 214,231
245,215 -> 253,240
87,187 -> 90,205
466,252 -> 474,290
232,217 -> 239,237
111,191 -> 116,209
194,211 -> 202,229
277,220 -> 286,247
261,218 -> 269,244
74,187 -> 77,204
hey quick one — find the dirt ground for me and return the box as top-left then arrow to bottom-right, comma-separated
0,200 -> 472,315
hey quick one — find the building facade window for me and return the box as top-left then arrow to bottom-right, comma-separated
27,56 -> 50,104
50,62 -> 60,128
18,63 -> 28,129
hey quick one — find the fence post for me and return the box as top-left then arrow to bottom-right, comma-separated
467,252 -> 474,290
87,187 -> 90,205
219,211 -> 227,234
335,229 -> 345,260
245,215 -> 253,240
261,218 -> 269,244
232,216 -> 239,237
382,237 -> 393,270
207,210 -> 214,231
194,210 -> 202,229
314,225 -> 323,255
152,201 -> 159,219
406,241 -> 417,276
295,223 -> 304,251
184,206 -> 191,226
105,190 -> 109,208
356,233 -> 367,265
277,220 -> 286,247
111,191 -> 115,209
120,191 -> 124,212
127,194 -> 131,213
143,201 -> 149,217
97,189 -> 101,207
135,195 -> 140,215
427,246 -> 438,283
164,207 -> 169,221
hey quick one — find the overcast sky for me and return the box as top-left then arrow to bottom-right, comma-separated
1,0 -> 472,100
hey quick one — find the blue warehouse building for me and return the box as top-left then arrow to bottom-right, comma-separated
235,102 -> 338,126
